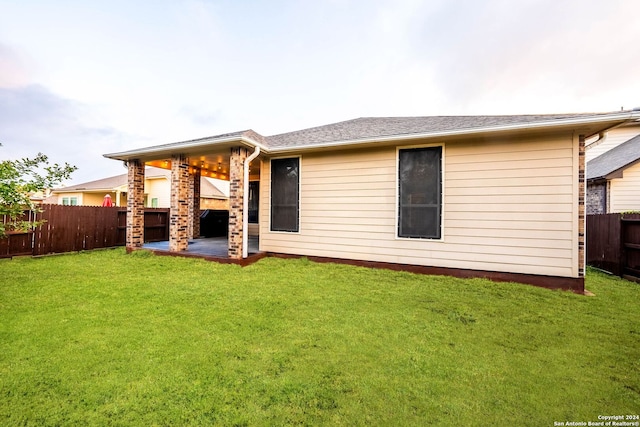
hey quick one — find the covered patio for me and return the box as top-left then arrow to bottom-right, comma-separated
105,131 -> 265,262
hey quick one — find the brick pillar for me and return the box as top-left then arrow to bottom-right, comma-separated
188,168 -> 201,240
228,147 -> 248,259
578,135 -> 586,278
126,160 -> 145,250
170,155 -> 190,252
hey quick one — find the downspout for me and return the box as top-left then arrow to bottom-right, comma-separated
585,132 -> 606,151
243,146 -> 261,258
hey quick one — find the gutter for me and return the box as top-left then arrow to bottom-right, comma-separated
242,146 -> 260,258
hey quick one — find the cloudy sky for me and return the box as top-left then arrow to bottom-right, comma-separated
1,0 -> 639,184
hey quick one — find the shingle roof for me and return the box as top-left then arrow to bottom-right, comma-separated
128,130 -> 262,152
55,167 -> 170,191
104,111 -> 639,161
264,114 -> 613,148
587,134 -> 640,180
56,172 -> 128,191
54,167 -> 228,199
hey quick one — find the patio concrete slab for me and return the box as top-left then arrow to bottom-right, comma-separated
143,236 -> 260,258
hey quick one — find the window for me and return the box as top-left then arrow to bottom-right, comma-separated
270,158 -> 299,232
248,181 -> 259,224
62,197 -> 78,206
151,198 -> 158,208
398,146 -> 442,239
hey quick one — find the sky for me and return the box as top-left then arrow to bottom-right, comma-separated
1,0 -> 640,184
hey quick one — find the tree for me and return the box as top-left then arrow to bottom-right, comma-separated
0,144 -> 77,238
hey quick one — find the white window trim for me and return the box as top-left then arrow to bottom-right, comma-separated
268,155 -> 301,234
395,143 -> 445,242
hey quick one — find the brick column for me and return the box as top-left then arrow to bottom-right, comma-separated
578,135 -> 586,278
188,168 -> 201,240
170,155 -> 190,252
126,160 -> 145,250
228,147 -> 248,259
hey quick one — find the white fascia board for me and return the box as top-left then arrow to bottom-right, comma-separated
103,136 -> 269,160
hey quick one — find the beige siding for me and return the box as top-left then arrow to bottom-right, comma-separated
260,134 -> 579,278
145,178 -> 170,207
586,124 -> 640,161
82,192 -> 110,206
609,161 -> 640,212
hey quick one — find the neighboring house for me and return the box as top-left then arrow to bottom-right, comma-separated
587,134 -> 640,214
50,167 -> 229,210
585,121 -> 640,162
586,122 -> 640,214
29,189 -> 52,205
105,111 -> 640,292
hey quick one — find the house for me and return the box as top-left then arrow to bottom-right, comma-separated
585,121 -> 640,162
104,111 -> 640,292
49,167 -> 229,210
586,122 -> 640,214
28,189 -> 53,205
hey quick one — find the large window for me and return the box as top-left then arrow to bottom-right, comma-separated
398,146 -> 442,239
248,181 -> 259,224
270,158 -> 299,232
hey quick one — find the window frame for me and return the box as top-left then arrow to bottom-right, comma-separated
269,156 -> 301,233
248,181 -> 260,224
396,144 -> 444,241
62,196 -> 78,206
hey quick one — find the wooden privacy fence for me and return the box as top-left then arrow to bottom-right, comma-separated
586,213 -> 640,279
0,205 -> 169,258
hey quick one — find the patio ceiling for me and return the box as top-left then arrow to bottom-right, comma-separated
146,151 -> 261,181
146,152 -> 231,180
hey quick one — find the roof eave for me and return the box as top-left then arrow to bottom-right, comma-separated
104,111 -> 640,159
268,112 -> 640,153
52,187 -> 119,193
104,136 -> 269,162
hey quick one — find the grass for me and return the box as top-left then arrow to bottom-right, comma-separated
1,248 -> 639,426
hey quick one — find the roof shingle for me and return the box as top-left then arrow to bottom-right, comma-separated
103,111 -> 638,161
587,134 -> 640,180
264,114 -> 613,148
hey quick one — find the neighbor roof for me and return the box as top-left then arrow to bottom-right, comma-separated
55,172 -> 129,192
587,134 -> 640,181
53,167 -> 170,192
104,111 -> 640,161
53,167 -> 228,199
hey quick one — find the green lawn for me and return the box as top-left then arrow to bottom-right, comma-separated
1,249 -> 639,426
